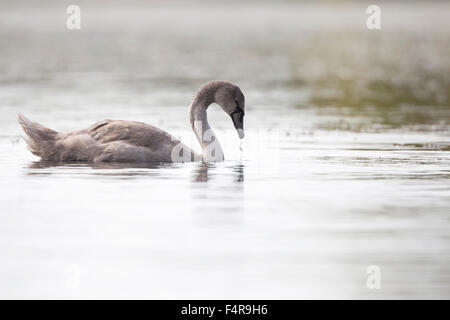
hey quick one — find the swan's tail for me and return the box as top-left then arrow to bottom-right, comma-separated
17,114 -> 59,159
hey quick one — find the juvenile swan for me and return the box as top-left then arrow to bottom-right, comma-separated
18,80 -> 245,163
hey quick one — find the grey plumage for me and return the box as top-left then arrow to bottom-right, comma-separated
18,80 -> 245,163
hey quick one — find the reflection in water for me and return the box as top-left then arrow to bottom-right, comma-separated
190,162 -> 245,228
233,163 -> 245,182
192,162 -> 211,182
192,162 -> 245,183
26,160 -> 168,178
26,160 -> 246,182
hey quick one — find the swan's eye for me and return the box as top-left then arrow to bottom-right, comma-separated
235,100 -> 240,109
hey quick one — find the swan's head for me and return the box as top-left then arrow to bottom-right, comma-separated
215,82 -> 245,139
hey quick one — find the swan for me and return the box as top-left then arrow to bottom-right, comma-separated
18,80 -> 245,163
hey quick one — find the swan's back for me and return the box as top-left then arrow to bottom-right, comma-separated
18,115 -> 197,162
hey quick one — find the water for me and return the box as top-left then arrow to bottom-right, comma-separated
0,1 -> 449,299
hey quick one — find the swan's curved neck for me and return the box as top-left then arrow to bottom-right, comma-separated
189,96 -> 224,162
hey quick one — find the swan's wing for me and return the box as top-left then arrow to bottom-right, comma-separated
85,120 -> 180,150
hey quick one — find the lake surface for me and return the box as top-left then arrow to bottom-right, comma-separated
0,1 -> 449,299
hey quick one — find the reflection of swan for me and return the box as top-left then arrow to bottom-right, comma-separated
26,160 -> 168,178
193,162 -> 211,182
233,163 -> 245,182
18,81 -> 245,163
192,162 -> 245,183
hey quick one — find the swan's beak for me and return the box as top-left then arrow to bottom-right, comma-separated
230,110 -> 244,139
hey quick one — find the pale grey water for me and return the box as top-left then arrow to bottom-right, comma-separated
0,1 -> 449,299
